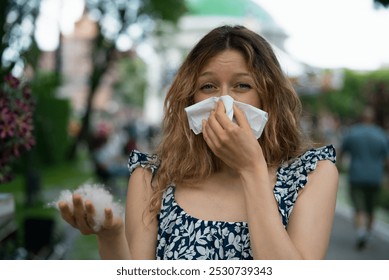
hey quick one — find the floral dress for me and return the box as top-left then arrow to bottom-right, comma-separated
127,145 -> 336,260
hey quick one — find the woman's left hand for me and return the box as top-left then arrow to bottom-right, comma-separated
202,100 -> 267,175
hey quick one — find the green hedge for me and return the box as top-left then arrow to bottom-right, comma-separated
31,72 -> 71,166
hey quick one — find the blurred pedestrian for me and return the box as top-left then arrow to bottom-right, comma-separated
58,25 -> 338,260
340,107 -> 389,250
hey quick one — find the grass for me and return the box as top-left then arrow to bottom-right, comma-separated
64,234 -> 100,260
1,156 -> 93,193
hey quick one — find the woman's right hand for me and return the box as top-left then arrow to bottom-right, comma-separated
58,193 -> 124,239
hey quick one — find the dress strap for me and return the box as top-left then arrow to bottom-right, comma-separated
127,150 -> 160,176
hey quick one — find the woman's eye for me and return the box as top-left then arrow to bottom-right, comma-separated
200,84 -> 215,91
236,83 -> 252,89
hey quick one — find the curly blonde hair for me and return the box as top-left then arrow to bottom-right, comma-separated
148,25 -> 311,217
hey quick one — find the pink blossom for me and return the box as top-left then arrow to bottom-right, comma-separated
22,86 -> 32,99
4,74 -> 20,89
0,73 -> 35,183
23,135 -> 36,150
15,99 -> 30,112
0,107 -> 12,122
0,120 -> 15,138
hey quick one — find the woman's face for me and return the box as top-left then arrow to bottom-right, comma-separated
194,49 -> 261,108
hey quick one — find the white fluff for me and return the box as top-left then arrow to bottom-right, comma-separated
49,183 -> 124,231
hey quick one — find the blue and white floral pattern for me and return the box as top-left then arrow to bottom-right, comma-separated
128,145 -> 336,260
128,150 -> 160,176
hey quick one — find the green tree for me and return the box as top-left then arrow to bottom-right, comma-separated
0,0 -> 41,75
302,69 -> 389,127
114,56 -> 147,108
67,0 -> 188,159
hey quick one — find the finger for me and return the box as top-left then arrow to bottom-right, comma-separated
85,200 -> 96,229
215,99 -> 225,113
72,194 -> 91,233
233,104 -> 251,130
58,201 -> 77,228
214,100 -> 235,129
202,119 -> 211,145
202,119 -> 210,143
202,117 -> 219,150
103,208 -> 114,229
207,109 -> 224,134
215,99 -> 224,112
72,194 -> 85,216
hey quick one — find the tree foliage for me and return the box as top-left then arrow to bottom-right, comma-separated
0,0 -> 188,165
0,0 -> 41,76
374,0 -> 389,7
301,69 -> 389,128
139,0 -> 188,24
114,56 -> 147,108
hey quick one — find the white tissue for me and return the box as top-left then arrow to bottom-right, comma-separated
49,183 -> 124,231
184,95 -> 268,139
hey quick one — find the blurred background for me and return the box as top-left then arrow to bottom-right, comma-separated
0,0 -> 389,260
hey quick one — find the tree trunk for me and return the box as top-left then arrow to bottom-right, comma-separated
67,39 -> 116,160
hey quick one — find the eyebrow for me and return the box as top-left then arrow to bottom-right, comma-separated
198,71 -> 252,78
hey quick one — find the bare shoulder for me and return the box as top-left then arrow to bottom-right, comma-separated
310,159 -> 338,188
127,166 -> 154,200
126,166 -> 156,226
299,159 -> 339,197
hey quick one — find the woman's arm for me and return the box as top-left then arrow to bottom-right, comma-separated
125,167 -> 158,259
241,160 -> 338,259
284,160 -> 339,259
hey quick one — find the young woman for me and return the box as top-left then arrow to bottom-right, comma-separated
59,25 -> 338,260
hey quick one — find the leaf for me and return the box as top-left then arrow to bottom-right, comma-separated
197,238 -> 207,245
228,232 -> 234,244
196,246 -> 206,256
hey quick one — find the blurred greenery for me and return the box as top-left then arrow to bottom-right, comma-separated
65,234 -> 100,260
30,72 -> 71,166
114,56 -> 147,108
1,148 -> 94,258
301,69 -> 389,125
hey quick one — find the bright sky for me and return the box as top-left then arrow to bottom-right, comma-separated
255,0 -> 389,71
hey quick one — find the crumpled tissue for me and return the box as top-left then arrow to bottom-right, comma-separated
184,95 -> 268,139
